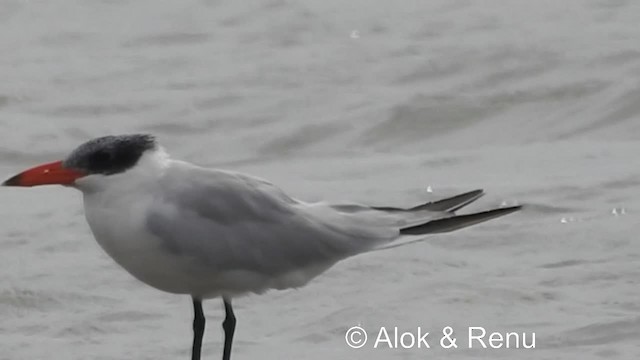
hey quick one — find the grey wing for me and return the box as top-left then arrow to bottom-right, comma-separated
146,165 -> 397,276
147,165 -> 520,276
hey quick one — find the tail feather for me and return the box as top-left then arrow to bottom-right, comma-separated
399,205 -> 522,235
372,189 -> 485,213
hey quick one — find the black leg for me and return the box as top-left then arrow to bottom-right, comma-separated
192,298 -> 205,360
222,297 -> 236,360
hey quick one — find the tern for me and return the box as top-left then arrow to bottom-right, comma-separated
3,134 -> 521,360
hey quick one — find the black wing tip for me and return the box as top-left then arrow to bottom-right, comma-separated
412,188 -> 485,212
467,189 -> 485,196
371,189 -> 486,213
492,204 -> 523,216
399,204 -> 522,235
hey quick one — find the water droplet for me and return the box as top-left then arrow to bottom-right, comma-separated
612,207 -> 627,216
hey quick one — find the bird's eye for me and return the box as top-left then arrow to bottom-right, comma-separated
90,150 -> 112,164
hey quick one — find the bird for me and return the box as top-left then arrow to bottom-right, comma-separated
2,134 -> 521,360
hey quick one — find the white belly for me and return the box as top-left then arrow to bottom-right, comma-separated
82,192 -> 331,298
83,192 -> 198,294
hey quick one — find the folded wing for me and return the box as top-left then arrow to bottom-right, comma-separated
147,162 -> 520,279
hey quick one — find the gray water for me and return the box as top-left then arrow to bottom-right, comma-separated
2,0 -> 640,359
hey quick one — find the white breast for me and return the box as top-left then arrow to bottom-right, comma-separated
82,187 -> 195,294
